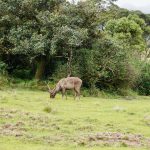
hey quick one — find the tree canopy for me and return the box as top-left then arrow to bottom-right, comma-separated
0,0 -> 150,95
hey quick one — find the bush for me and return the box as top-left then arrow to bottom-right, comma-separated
136,63 -> 150,95
43,106 -> 52,113
0,61 -> 7,75
117,88 -> 138,98
12,69 -> 32,79
0,61 -> 8,88
51,61 -> 81,80
0,75 -> 9,88
82,88 -> 99,97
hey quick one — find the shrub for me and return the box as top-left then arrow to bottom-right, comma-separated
43,106 -> 52,113
0,61 -> 8,88
136,63 -> 150,95
12,69 -> 32,79
0,61 -> 7,75
0,75 -> 9,88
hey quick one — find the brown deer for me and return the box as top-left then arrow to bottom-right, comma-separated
47,77 -> 82,99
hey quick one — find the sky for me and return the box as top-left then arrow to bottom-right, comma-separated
68,0 -> 150,14
114,0 -> 150,14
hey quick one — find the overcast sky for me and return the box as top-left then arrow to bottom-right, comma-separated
114,0 -> 150,14
68,0 -> 150,14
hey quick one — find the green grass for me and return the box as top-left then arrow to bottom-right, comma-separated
0,88 -> 150,150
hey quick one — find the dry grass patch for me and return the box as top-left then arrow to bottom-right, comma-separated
76,132 -> 150,148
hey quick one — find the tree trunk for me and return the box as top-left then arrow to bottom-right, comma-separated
67,49 -> 73,77
35,56 -> 46,80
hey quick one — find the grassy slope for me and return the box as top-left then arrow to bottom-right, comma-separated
0,89 -> 150,150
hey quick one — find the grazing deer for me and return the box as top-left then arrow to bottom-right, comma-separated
47,77 -> 82,100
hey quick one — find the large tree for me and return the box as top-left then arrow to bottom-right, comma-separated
92,14 -> 149,90
0,0 -> 68,79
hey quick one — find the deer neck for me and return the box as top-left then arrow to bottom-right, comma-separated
53,86 -> 60,94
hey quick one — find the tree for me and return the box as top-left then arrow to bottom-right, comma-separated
51,26 -> 88,76
0,0 -> 67,80
92,15 -> 148,90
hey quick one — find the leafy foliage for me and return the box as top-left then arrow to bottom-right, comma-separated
136,63 -> 150,95
0,61 -> 7,75
0,0 -> 149,95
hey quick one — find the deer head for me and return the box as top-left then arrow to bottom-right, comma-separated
47,84 -> 56,98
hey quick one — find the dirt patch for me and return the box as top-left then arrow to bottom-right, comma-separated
76,132 -> 149,147
0,122 -> 26,137
0,107 -> 62,140
0,108 -> 19,119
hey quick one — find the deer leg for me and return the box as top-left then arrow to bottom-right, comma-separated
62,88 -> 66,100
65,91 -> 67,100
77,87 -> 81,100
77,91 -> 80,100
78,92 -> 81,100
74,91 -> 77,100
61,91 -> 64,100
75,88 -> 80,100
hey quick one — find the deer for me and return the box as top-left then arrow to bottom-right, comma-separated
47,77 -> 82,100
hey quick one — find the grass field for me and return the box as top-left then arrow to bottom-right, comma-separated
0,89 -> 150,150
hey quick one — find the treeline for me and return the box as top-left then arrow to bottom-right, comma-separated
0,0 -> 150,95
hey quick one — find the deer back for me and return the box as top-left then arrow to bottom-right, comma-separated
57,77 -> 82,90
